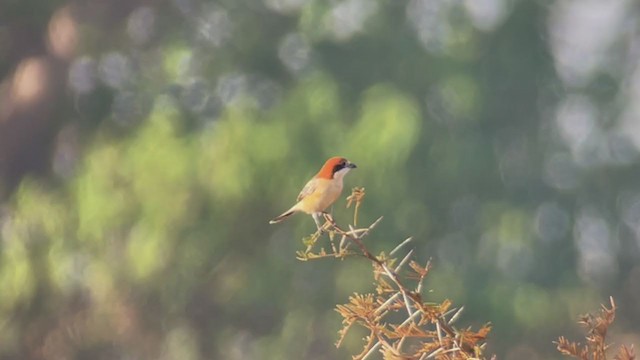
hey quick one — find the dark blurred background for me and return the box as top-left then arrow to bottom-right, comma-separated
1,0 -> 640,359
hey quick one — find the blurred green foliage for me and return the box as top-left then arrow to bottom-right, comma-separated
2,0 -> 640,359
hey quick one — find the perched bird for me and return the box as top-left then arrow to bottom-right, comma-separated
269,156 -> 357,228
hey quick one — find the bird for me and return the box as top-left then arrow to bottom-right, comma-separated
269,156 -> 357,228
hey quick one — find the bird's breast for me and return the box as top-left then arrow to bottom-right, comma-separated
298,178 -> 343,214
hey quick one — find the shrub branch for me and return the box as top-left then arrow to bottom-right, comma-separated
297,187 -> 492,360
555,297 -> 635,360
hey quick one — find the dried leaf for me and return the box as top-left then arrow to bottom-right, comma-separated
556,297 -> 630,360
555,336 -> 589,359
615,345 -> 636,360
346,187 -> 366,209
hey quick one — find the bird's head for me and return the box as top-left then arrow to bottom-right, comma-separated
317,156 -> 357,180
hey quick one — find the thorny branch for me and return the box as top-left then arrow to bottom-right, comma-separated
555,297 -> 635,360
297,187 -> 492,360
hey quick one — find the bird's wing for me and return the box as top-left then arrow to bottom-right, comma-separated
297,178 -> 318,202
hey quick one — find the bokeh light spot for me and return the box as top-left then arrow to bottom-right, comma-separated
68,56 -> 97,94
47,6 -> 78,59
574,208 -> 619,285
548,0 -> 629,86
463,0 -> 508,32
10,57 -> 50,107
555,95 -> 599,163
197,7 -> 232,47
278,33 -> 312,75
216,73 -> 248,106
265,0 -> 310,14
407,0 -> 452,53
99,52 -> 133,89
325,0 -> 378,42
127,6 -> 157,46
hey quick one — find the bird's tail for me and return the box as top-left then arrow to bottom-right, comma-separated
269,209 -> 296,224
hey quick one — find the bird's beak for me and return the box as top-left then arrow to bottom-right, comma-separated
347,162 -> 357,169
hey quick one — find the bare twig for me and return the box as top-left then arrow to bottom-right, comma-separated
390,237 -> 413,256
556,296 -> 633,360
300,188 -> 491,359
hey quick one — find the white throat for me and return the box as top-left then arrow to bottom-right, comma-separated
333,167 -> 351,181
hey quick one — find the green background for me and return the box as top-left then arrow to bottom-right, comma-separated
1,0 -> 639,358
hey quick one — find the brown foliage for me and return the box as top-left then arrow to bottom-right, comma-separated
298,187 -> 492,360
555,297 -> 635,360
